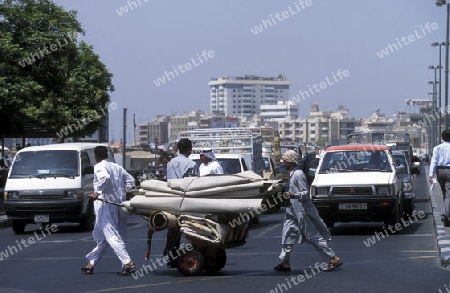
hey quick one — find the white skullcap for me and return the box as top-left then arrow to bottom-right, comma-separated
201,149 -> 216,161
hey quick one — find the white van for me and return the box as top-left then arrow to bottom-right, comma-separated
3,143 -> 115,234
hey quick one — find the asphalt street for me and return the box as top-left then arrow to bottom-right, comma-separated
0,172 -> 449,293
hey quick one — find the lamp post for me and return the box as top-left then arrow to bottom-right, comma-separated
430,66 -> 440,144
436,0 -> 450,129
431,43 -> 446,135
429,77 -> 437,147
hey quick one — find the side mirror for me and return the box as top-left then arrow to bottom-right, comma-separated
83,166 -> 94,175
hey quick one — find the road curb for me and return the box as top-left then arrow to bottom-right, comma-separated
427,174 -> 450,269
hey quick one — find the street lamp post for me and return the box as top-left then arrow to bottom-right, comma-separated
430,66 -> 440,145
436,0 -> 450,129
431,42 -> 446,135
428,83 -> 436,148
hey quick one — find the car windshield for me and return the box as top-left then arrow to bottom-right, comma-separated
10,150 -> 79,178
319,150 -> 392,173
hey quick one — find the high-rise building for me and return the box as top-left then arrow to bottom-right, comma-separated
208,75 -> 290,117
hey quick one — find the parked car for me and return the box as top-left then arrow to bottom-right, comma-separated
310,144 -> 404,227
392,151 -> 416,217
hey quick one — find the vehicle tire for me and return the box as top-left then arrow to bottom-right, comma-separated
249,216 -> 260,225
404,206 -> 413,219
177,249 -> 204,276
12,220 -> 26,234
385,204 -> 401,227
324,220 -> 335,228
203,248 -> 227,273
80,202 -> 95,232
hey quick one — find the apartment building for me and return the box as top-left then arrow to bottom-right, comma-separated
208,75 -> 291,117
278,104 -> 358,145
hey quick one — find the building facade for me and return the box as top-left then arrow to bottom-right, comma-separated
261,100 -> 299,121
278,104 -> 358,146
208,75 -> 290,117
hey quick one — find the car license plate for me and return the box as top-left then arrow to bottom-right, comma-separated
338,203 -> 367,210
34,214 -> 49,223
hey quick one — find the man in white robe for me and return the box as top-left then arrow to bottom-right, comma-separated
82,146 -> 136,276
199,149 -> 223,176
274,150 -> 342,272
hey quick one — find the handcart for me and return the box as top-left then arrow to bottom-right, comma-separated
118,172 -> 287,276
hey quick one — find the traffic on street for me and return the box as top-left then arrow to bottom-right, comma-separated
0,171 -> 449,293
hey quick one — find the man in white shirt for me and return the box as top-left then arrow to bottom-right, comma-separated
429,129 -> 450,226
199,149 -> 223,176
82,146 -> 136,276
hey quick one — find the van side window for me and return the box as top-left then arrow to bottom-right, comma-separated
81,152 -> 91,171
107,149 -> 115,162
241,159 -> 248,171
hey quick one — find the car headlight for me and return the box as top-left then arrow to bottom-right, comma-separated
64,190 -> 84,199
317,187 -> 329,195
377,185 -> 394,195
311,187 -> 328,197
6,191 -> 20,200
403,182 -> 413,192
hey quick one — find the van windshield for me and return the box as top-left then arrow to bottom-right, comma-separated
10,150 -> 79,178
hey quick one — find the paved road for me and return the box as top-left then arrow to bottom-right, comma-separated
0,172 -> 449,293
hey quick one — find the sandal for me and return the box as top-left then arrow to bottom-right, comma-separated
120,261 -> 136,276
273,263 -> 291,272
81,265 -> 94,274
322,256 -> 342,272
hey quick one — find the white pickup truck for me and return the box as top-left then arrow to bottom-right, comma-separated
310,143 -> 404,227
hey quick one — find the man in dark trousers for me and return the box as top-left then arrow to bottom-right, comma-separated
429,129 -> 450,227
164,138 -> 199,267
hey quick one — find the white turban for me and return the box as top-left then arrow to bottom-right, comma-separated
201,149 -> 216,161
282,150 -> 300,163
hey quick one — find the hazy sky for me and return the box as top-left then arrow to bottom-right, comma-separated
52,0 -> 445,143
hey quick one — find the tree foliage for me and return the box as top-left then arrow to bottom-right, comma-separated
0,0 -> 114,139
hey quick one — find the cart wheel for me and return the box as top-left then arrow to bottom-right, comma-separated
204,248 -> 227,273
177,249 -> 204,276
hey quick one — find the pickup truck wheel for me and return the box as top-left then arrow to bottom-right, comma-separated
385,203 -> 402,227
12,220 -> 26,234
324,220 -> 335,228
404,207 -> 413,218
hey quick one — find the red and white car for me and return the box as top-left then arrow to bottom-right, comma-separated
310,144 -> 404,227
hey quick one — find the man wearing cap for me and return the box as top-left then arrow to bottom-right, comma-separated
199,149 -> 223,176
273,150 -> 342,272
